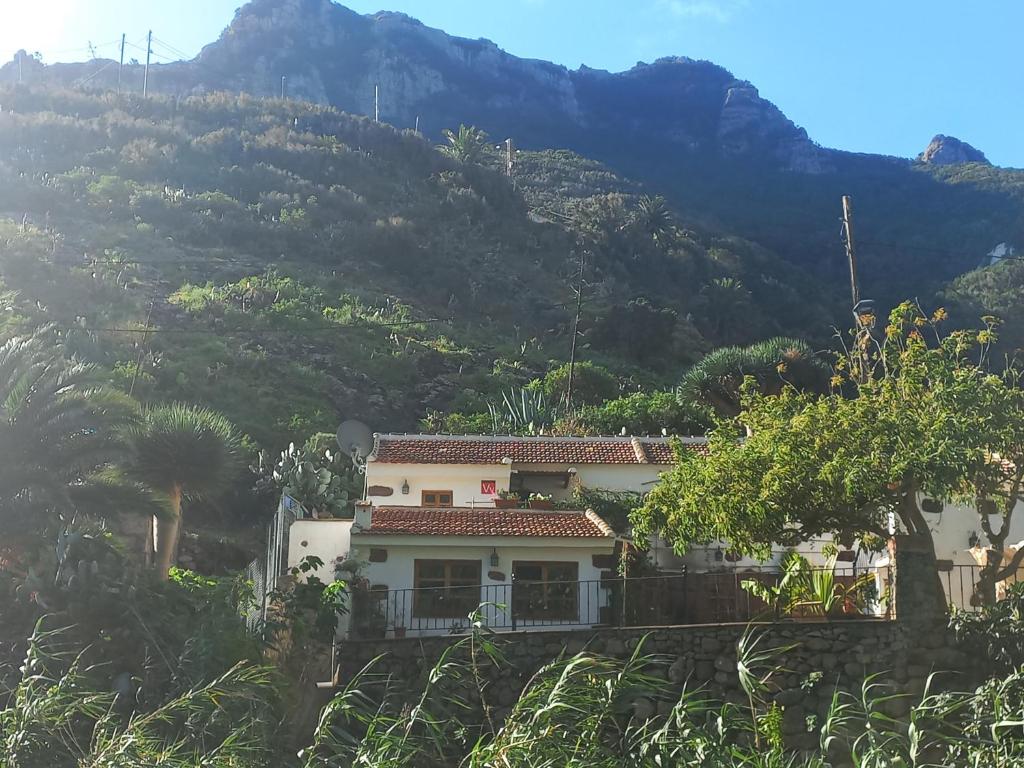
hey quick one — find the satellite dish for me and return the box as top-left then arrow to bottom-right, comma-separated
336,420 -> 374,469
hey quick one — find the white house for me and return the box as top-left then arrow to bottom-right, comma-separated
362,433 -> 708,507
347,503 -> 616,636
280,433 -> 708,637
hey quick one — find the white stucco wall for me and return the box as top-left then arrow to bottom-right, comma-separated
287,519 -> 353,582
918,500 -> 1024,564
349,535 -> 614,636
364,460 -> 668,508
365,462 -> 513,507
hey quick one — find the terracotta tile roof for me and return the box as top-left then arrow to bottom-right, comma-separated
370,434 -> 707,465
354,507 -> 615,538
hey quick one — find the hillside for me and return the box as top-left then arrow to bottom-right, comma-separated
6,0 -> 1024,307
0,86 -> 842,451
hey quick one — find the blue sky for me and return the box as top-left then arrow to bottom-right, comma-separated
3,1 -> 1021,166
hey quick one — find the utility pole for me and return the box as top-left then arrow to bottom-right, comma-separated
117,34 -> 126,95
414,115 -> 420,134
564,247 -> 586,411
142,30 -> 152,97
841,195 -> 875,383
17,50 -> 23,84
374,84 -> 379,122
505,138 -> 515,177
280,75 -> 286,99
128,300 -> 155,398
841,195 -> 859,307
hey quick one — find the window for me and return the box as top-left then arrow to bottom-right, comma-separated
421,490 -> 453,507
413,559 -> 482,618
512,562 -> 579,620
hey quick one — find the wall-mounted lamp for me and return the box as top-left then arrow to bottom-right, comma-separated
490,548 -> 500,568
401,479 -> 410,495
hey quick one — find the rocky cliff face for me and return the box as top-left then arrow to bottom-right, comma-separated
2,0 -> 828,174
919,134 -> 990,166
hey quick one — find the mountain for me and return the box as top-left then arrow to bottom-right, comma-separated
1,0 -> 1023,449
5,0 -> 1023,308
919,135 -> 990,166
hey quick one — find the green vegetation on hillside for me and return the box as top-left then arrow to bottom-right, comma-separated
0,85 -> 846,453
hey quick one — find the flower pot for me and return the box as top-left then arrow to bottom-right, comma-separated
494,498 -> 519,509
529,500 -> 553,510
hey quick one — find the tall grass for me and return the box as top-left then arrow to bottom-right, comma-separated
1,624 -> 277,768
5,618 -> 1024,766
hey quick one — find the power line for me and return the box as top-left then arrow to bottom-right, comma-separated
150,36 -> 191,61
61,317 -> 445,336
858,238 -> 1021,261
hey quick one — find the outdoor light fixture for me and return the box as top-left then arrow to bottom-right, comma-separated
853,299 -> 877,330
401,479 -> 410,495
490,548 -> 500,567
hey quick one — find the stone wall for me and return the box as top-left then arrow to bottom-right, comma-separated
335,618 -> 972,750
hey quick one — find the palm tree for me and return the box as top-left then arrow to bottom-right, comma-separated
0,331 -> 139,534
634,195 -> 678,250
440,124 -> 489,164
697,277 -> 756,343
678,337 -> 827,417
125,403 -> 243,579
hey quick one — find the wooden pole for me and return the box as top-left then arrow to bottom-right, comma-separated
129,300 -> 155,397
143,30 -> 152,97
565,248 -> 586,410
842,195 -> 859,307
117,34 -> 125,94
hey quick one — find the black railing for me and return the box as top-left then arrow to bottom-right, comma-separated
348,567 -> 895,639
939,563 -> 1022,612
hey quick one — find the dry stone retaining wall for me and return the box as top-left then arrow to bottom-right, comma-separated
335,618 -> 973,751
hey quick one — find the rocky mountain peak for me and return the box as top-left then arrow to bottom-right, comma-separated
919,134 -> 989,166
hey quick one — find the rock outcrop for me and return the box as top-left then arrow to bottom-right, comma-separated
1,0 -> 828,173
918,134 -> 989,165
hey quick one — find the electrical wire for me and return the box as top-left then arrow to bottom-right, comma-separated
60,317 -> 445,335
151,36 -> 193,61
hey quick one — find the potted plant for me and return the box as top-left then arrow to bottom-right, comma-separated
528,493 -> 554,510
494,489 -> 521,509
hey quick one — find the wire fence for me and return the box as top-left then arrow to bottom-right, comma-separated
243,495 -> 298,634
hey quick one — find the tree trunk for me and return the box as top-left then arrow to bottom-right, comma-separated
895,483 -> 948,617
154,485 -> 182,581
976,552 -> 1000,606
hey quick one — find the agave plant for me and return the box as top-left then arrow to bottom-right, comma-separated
487,387 -> 561,436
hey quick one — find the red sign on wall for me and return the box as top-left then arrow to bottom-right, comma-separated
481,480 -> 497,495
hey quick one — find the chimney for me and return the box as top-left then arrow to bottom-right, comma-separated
353,500 -> 373,531
630,437 -> 649,464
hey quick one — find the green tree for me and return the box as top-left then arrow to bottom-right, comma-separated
633,194 -> 678,250
677,336 -> 827,417
541,361 -> 619,408
0,332 -> 144,536
439,124 -> 489,164
124,403 -> 243,580
566,391 -> 711,436
637,303 -> 1024,608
